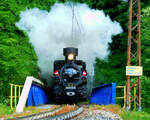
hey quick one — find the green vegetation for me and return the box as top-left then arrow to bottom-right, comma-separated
0,0 -> 56,98
121,111 -> 150,120
0,0 -> 150,116
0,0 -> 56,115
141,76 -> 150,113
141,7 -> 150,76
0,103 -> 13,115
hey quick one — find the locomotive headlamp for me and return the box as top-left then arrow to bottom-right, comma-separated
68,54 -> 74,60
63,47 -> 78,61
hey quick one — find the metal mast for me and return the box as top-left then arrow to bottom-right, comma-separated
126,0 -> 141,111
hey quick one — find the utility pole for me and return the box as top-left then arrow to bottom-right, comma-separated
126,0 -> 141,111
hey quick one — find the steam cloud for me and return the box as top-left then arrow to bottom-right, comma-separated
16,2 -> 122,83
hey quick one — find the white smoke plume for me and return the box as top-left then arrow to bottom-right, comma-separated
16,2 -> 122,82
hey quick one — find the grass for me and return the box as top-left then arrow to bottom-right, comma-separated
121,111 -> 150,120
0,103 -> 13,116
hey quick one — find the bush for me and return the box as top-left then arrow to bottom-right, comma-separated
141,76 -> 150,112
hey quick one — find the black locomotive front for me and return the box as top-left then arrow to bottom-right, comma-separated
53,47 -> 87,103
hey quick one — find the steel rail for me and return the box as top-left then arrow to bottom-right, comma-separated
43,107 -> 83,120
11,106 -> 63,120
10,105 -> 83,120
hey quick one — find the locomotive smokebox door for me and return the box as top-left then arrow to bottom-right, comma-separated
63,47 -> 78,61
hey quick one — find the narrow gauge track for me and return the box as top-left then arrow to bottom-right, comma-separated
11,105 -> 83,120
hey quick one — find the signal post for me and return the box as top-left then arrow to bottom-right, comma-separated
126,0 -> 142,111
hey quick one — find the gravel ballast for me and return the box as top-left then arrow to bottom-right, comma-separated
71,105 -> 122,120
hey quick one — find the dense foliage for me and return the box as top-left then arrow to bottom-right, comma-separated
0,0 -> 56,97
141,76 -> 150,112
0,0 -> 150,111
141,7 -> 150,76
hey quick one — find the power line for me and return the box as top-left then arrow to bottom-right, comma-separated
69,2 -> 83,41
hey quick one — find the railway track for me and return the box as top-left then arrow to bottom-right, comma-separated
11,105 -> 83,120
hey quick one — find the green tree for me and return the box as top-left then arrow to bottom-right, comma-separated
0,0 -> 56,97
141,7 -> 150,76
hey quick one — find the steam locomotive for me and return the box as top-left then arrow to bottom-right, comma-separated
53,47 -> 87,103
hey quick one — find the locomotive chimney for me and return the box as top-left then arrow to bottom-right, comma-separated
63,47 -> 78,61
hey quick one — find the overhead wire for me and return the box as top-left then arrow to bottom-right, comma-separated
68,1 -> 83,41
72,2 -> 75,41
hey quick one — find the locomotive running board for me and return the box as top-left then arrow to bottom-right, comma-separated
16,76 -> 44,113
